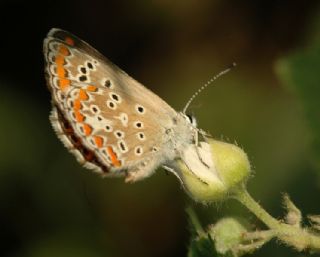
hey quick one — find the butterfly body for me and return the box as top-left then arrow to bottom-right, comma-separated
44,28 -> 197,182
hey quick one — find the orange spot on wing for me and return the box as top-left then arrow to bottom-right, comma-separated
78,89 -> 89,100
55,54 -> 65,66
94,136 -> 103,148
65,37 -> 75,46
56,65 -> 65,78
55,45 -> 71,91
87,85 -> 97,92
73,99 -> 81,110
107,146 -> 121,167
83,124 -> 92,136
59,45 -> 70,56
59,78 -> 70,91
75,111 -> 84,122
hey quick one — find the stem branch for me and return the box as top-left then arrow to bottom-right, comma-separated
233,186 -> 320,252
234,188 -> 280,229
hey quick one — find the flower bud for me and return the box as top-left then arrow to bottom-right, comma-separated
208,217 -> 249,255
176,139 -> 251,202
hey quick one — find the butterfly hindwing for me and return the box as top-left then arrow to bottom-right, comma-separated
44,28 -> 179,180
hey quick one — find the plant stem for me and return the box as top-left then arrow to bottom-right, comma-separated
234,187 -> 280,229
186,206 -> 205,236
233,186 -> 320,252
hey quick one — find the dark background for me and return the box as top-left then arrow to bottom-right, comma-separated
1,1 -> 320,257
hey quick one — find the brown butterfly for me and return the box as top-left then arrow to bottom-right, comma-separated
44,28 -> 199,182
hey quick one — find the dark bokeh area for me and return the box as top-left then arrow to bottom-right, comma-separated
1,1 -> 320,257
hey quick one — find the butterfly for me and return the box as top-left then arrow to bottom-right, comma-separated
43,28 -> 199,182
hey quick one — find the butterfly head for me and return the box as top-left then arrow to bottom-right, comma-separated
173,112 -> 199,146
184,113 -> 197,128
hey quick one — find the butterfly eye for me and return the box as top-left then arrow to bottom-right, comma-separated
186,114 -> 197,127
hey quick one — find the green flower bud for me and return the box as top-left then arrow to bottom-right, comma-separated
208,217 -> 249,255
176,139 -> 251,202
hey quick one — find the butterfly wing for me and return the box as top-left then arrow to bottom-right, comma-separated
44,28 -> 179,179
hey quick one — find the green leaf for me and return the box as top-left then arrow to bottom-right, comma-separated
186,207 -> 217,257
276,43 -> 320,171
186,208 -> 235,257
188,234 -> 218,257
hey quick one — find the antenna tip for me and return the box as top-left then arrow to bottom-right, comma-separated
231,62 -> 237,68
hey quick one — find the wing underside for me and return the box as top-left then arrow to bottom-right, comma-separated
44,28 -> 177,178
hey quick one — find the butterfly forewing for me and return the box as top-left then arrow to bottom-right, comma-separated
44,28 -> 178,178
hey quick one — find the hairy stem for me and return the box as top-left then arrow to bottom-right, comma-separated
234,188 -> 279,229
233,186 -> 320,252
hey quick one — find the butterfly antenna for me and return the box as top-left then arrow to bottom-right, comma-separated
182,62 -> 237,114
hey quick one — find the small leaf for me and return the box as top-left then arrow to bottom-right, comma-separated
188,234 -> 218,257
282,194 -> 302,227
186,207 -> 219,257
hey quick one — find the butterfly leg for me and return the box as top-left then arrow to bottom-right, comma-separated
125,158 -> 161,183
194,130 -> 211,168
163,164 -> 209,185
125,169 -> 149,183
162,165 -> 184,184
182,161 -> 209,185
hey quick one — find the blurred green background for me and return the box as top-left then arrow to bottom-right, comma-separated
0,1 -> 320,257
